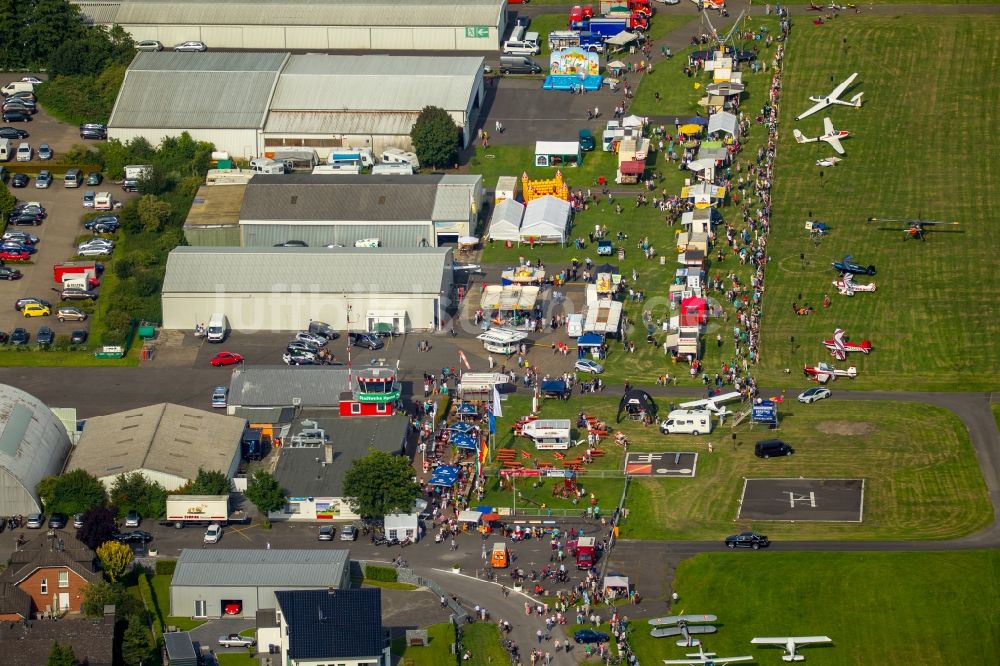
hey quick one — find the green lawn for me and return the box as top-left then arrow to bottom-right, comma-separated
755,15 -> 1000,391
149,574 -> 206,631
462,624 -> 509,664
483,395 -> 991,539
216,654 -> 257,666
628,551 -> 1000,666
391,623 -> 456,665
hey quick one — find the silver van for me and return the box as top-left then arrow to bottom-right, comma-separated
64,168 -> 83,188
499,56 -> 542,75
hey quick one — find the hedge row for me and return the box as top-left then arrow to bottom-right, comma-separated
365,565 -> 399,583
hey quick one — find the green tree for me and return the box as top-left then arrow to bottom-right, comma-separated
0,181 -> 17,220
244,470 -> 286,526
410,105 -> 460,169
342,449 -> 422,519
110,471 -> 168,519
121,615 -> 153,666
47,640 -> 77,666
136,194 -> 172,233
24,0 -> 84,66
180,468 -> 232,496
96,540 -> 133,583
37,469 -> 107,516
80,579 -> 119,618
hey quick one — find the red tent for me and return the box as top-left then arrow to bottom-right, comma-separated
680,296 -> 708,327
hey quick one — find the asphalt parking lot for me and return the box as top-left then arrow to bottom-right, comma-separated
0,101 -> 118,343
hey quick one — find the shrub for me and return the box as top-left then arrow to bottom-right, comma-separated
364,565 -> 398,583
154,560 -> 177,576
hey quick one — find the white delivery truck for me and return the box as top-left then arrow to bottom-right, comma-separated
206,312 -> 229,342
159,495 -> 248,529
1,81 -> 33,95
659,409 -> 714,435
123,164 -> 153,192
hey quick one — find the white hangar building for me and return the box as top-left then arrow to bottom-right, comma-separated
160,246 -> 454,332
108,52 -> 486,158
238,174 -> 483,248
0,385 -> 72,516
75,0 -> 506,51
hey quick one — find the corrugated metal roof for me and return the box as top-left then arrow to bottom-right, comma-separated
432,182 -> 476,222
271,54 -> 482,113
163,246 -> 452,294
110,53 -> 286,129
264,110 -> 419,137
241,223 -> 431,248
113,0 -> 504,28
185,185 -> 246,227
239,174 -> 442,222
67,403 -> 244,482
173,548 -> 349,587
73,1 -> 122,24
229,366 -> 352,408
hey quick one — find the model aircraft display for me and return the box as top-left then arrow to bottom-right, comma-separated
867,216 -> 960,241
815,156 -> 841,167
679,391 -> 742,417
833,273 -> 877,296
823,328 -> 872,360
831,255 -> 875,276
804,362 -> 858,383
793,118 -> 851,155
795,73 -> 863,121
650,615 -> 718,646
751,636 -> 833,662
664,644 -> 753,665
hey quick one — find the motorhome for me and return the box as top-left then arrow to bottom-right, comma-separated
0,138 -> 10,161
250,158 -> 286,175
312,164 -> 360,175
371,163 -> 414,175
457,373 -> 511,402
477,327 -> 527,355
659,409 -> 714,435
521,419 -> 573,450
381,148 -> 420,171
327,148 -> 375,168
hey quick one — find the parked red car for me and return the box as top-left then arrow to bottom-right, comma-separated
0,249 -> 30,261
210,351 -> 244,367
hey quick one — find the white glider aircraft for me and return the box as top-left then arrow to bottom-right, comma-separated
664,644 -> 753,665
795,73 -> 863,120
751,636 -> 833,662
679,391 -> 742,417
793,118 -> 851,155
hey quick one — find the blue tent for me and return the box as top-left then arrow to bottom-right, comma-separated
429,465 -> 459,486
450,432 -> 478,450
675,116 -> 708,127
577,333 -> 605,359
448,422 -> 476,433
456,403 -> 478,415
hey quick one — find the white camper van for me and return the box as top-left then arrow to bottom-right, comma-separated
206,313 -> 229,343
371,163 -> 415,175
566,313 -> 584,338
659,409 -> 714,435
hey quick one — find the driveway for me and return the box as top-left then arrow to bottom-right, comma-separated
186,617 -> 256,655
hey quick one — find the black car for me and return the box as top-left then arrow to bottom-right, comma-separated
9,212 -> 42,225
47,513 -> 67,529
574,629 -> 610,644
36,326 -> 54,346
79,123 -> 107,140
754,439 -> 794,459
10,327 -> 28,344
725,531 -> 770,550
70,330 -> 88,344
3,111 -> 31,122
0,127 -> 28,139
11,173 -> 28,188
308,320 -> 339,340
84,215 -> 119,233
274,240 -> 309,247
0,266 -> 22,280
15,297 -> 52,311
114,530 -> 154,544
348,331 -> 384,350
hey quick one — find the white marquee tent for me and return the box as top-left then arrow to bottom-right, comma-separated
519,195 -> 571,245
487,198 -> 525,241
707,111 -> 738,136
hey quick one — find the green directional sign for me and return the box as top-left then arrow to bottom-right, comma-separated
465,25 -> 490,38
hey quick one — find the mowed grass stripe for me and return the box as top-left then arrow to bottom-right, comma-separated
758,16 -> 1000,390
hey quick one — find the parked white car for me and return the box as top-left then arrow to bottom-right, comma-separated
203,524 -> 223,543
574,359 -> 605,374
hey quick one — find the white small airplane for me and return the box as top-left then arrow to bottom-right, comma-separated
793,118 -> 851,155
795,73 -> 863,120
679,391 -> 742,416
650,614 -> 718,646
664,644 -> 753,665
751,636 -> 833,662
815,156 -> 841,167
803,362 -> 858,384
